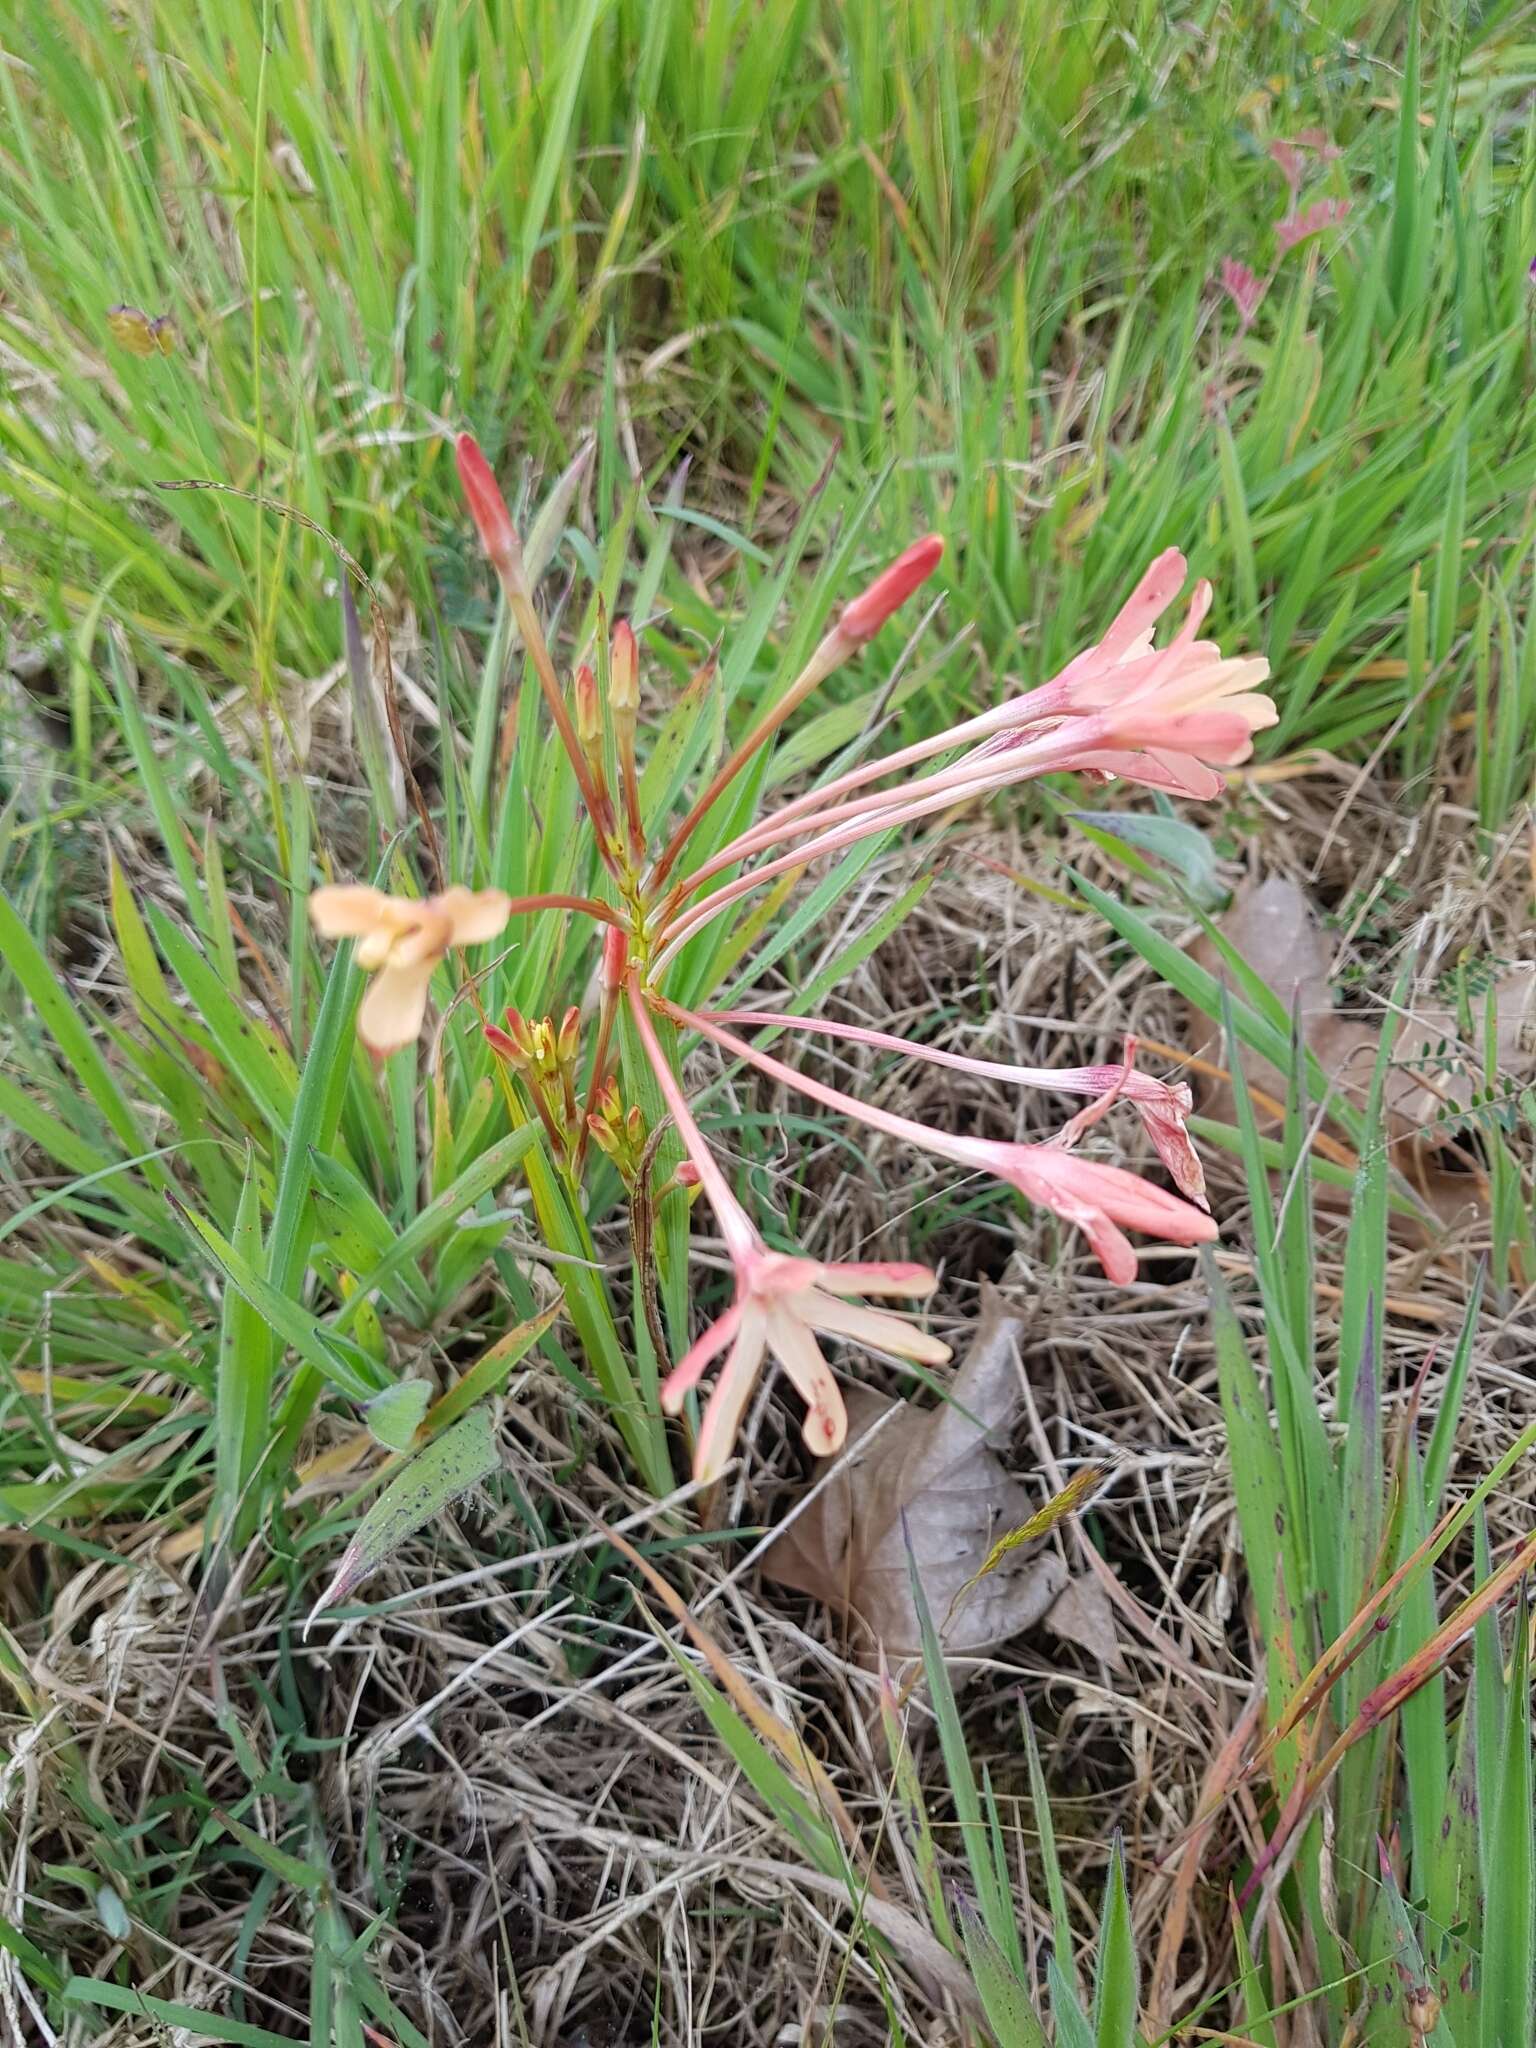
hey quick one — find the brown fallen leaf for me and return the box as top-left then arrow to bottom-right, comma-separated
763,1290 -> 1068,1664
1188,876 -> 1534,1229
1042,1570 -> 1125,1673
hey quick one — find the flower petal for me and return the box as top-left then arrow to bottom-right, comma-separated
765,1307 -> 847,1459
438,886 -> 515,946
814,1260 -> 938,1298
693,1306 -> 768,1483
310,884 -> 390,937
660,1299 -> 745,1414
357,960 -> 435,1054
800,1289 -> 952,1366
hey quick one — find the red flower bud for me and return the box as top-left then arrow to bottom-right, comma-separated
455,433 -> 522,584
610,620 -> 639,718
837,534 -> 944,645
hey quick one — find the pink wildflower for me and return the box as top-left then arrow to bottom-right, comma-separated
652,555 -> 1273,961
700,1012 -> 1206,1204
626,980 -> 949,1483
1267,140 -> 1306,195
1269,134 -> 1342,195
663,1004 -> 1219,1286
1276,198 -> 1351,253
1219,257 -> 1265,329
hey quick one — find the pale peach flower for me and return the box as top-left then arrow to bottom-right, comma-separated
626,978 -> 949,1482
310,884 -> 513,1053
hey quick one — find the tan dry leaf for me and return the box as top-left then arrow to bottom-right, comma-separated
763,1290 -> 1067,1664
1187,876 -> 1535,1226
1042,1571 -> 1125,1673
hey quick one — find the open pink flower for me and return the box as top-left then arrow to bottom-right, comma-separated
651,555 -> 1274,965
1044,574 -> 1275,776
1276,198 -> 1350,253
626,979 -> 949,1482
664,1248 -> 949,1483
664,1005 -> 1219,1286
310,883 -> 513,1053
1219,257 -> 1265,329
699,1012 -> 1206,1204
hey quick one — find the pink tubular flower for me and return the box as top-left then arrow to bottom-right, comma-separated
662,1004 -> 1219,1285
1219,257 -> 1265,329
1276,198 -> 1350,253
699,1012 -> 1206,1204
653,555 -> 1273,960
625,978 -> 949,1483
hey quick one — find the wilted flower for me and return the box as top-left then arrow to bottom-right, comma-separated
310,884 -> 513,1053
705,1014 -> 1207,1205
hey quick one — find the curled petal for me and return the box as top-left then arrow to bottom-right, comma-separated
1008,1149 -> 1217,1281
357,961 -> 436,1055
1134,1091 -> 1208,1207
766,1308 -> 847,1459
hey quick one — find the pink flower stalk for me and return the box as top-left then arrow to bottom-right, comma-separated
661,1002 -> 1218,1285
647,533 -> 946,891
1267,139 -> 1306,196
698,1011 -> 1206,1204
1276,198 -> 1351,253
625,979 -> 949,1482
1219,257 -> 1265,329
1268,134 -> 1341,195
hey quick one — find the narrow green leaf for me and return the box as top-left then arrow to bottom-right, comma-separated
309,1407 -> 499,1622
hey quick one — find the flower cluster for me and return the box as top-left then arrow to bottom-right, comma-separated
309,438 -> 1277,1483
1217,127 -> 1351,329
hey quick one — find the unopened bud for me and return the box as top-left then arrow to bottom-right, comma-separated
837,533 -> 945,646
574,663 -> 601,750
675,1161 -> 701,1187
610,620 -> 639,720
455,434 -> 524,588
601,925 -> 629,993
485,1022 -> 519,1063
557,1005 -> 581,1063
